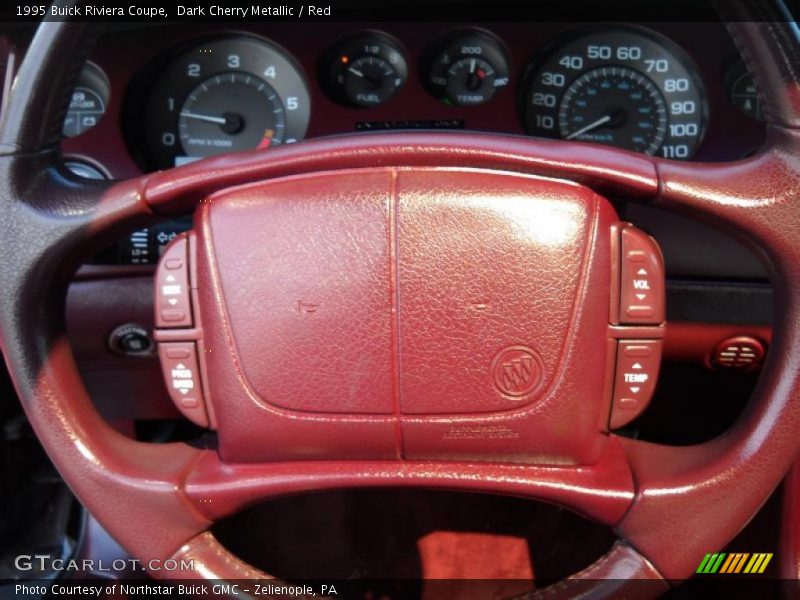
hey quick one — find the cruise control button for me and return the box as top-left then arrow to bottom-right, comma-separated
610,340 -> 663,429
619,226 -> 665,325
155,237 -> 193,328
158,342 -> 208,428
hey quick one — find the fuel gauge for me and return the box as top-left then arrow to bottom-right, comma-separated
320,32 -> 408,107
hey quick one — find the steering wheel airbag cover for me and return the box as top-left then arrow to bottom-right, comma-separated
195,167 -> 617,463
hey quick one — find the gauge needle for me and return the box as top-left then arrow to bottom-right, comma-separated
565,114 -> 613,140
348,67 -> 364,78
180,111 -> 228,125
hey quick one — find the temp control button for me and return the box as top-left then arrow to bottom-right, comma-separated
155,237 -> 193,328
158,342 -> 209,428
619,226 -> 665,325
610,340 -> 663,429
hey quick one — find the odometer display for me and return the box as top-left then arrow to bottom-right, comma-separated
522,27 -> 706,159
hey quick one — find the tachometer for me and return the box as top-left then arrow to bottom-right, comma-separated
143,36 -> 310,169
521,27 -> 706,159
178,72 -> 286,156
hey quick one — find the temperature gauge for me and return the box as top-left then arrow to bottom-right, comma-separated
320,32 -> 408,107
422,30 -> 510,106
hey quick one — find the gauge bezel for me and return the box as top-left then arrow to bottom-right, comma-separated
518,24 -> 709,159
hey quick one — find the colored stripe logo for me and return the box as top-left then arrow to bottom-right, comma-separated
696,552 -> 773,574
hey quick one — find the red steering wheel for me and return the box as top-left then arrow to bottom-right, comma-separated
1,2 -> 799,596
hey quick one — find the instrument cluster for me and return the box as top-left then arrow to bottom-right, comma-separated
62,22 -> 766,177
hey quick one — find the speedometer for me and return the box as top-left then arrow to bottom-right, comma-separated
521,27 -> 706,159
143,36 -> 310,169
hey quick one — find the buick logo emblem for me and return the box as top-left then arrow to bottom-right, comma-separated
491,345 -> 544,398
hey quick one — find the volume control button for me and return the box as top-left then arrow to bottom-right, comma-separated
619,226 -> 665,325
